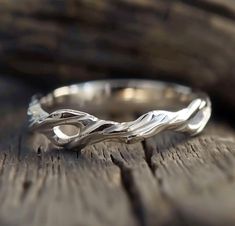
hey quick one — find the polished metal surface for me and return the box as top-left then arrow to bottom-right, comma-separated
28,80 -> 211,150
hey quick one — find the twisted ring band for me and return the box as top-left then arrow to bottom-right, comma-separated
28,80 -> 211,150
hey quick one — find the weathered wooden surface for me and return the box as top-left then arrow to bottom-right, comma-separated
1,77 -> 235,226
1,0 -> 235,107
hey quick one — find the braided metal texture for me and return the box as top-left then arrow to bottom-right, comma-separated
28,97 -> 211,150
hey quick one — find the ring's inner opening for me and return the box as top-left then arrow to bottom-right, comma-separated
41,81 -> 196,121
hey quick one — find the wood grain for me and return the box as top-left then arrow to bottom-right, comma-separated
1,78 -> 235,226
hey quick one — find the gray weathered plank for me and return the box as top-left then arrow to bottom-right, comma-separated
1,77 -> 235,226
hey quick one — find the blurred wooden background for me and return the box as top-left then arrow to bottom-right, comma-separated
1,1 -> 235,226
1,0 -> 235,106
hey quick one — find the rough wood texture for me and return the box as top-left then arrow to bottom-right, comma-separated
1,0 -> 235,107
1,77 -> 235,226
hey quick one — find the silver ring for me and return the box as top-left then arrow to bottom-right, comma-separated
28,80 -> 211,150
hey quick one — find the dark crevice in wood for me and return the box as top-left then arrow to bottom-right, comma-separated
180,0 -> 235,20
119,149 -> 127,163
37,146 -> 42,157
37,151 -> 43,174
110,154 -> 144,226
50,155 -> 56,176
189,143 -> 201,159
142,140 -> 155,175
21,177 -> 32,202
17,134 -> 23,161
0,153 -> 7,176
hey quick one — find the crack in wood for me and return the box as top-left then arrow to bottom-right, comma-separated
0,153 -> 7,176
142,140 -> 155,175
21,179 -> 32,201
110,154 -> 144,226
